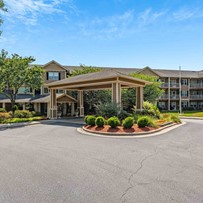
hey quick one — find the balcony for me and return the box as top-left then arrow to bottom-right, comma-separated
160,94 -> 168,99
190,95 -> 203,100
170,95 -> 179,99
160,83 -> 168,88
170,83 -> 179,88
190,83 -> 203,88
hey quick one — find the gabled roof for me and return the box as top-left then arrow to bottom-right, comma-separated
43,60 -> 67,71
47,69 -> 151,90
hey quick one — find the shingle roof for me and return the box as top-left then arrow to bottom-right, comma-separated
0,94 -> 76,103
47,69 -> 151,87
152,69 -> 201,78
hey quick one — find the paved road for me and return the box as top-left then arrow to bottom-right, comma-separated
0,119 -> 202,203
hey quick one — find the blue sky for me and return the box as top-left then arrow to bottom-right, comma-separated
1,0 -> 203,70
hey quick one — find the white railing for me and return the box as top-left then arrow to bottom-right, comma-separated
190,95 -> 203,99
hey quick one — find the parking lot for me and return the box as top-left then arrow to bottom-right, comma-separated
0,119 -> 202,203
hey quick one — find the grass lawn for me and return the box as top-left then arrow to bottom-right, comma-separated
161,111 -> 203,117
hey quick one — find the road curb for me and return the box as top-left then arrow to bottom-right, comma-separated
77,122 -> 186,138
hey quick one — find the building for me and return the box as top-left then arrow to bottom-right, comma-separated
0,60 -> 203,116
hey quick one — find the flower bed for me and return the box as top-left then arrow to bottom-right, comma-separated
84,124 -> 157,134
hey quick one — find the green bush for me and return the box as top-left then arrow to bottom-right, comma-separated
0,108 -> 6,113
95,102 -> 121,118
86,116 -> 96,126
14,110 -> 32,118
118,110 -> 130,121
84,115 -> 90,124
122,117 -> 134,129
170,114 -> 181,123
95,116 -> 105,127
136,101 -> 161,119
107,116 -> 120,128
137,116 -> 151,128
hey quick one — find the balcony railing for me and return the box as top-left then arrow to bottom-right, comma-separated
190,95 -> 203,99
160,83 -> 168,88
170,95 -> 179,99
170,83 -> 179,88
160,94 -> 168,99
190,84 -> 203,88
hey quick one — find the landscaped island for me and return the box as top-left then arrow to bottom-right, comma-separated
83,102 -> 181,135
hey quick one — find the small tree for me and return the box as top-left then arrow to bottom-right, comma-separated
130,73 -> 164,104
0,50 -> 44,116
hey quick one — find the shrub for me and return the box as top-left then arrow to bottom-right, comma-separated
0,112 -> 11,123
122,117 -> 134,129
170,114 -> 181,123
118,110 -> 130,121
95,102 -> 121,118
135,101 -> 161,119
86,115 -> 96,126
84,115 -> 90,124
14,110 -> 32,118
95,116 -> 105,127
0,108 -> 6,113
107,116 -> 120,128
137,116 -> 151,128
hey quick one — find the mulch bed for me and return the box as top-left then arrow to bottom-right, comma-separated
85,124 -> 158,134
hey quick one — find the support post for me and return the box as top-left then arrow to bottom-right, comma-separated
71,103 -> 75,116
168,77 -> 170,111
22,103 -> 26,110
111,82 -> 121,104
2,103 -> 5,109
50,89 -> 57,119
136,87 -> 143,110
77,90 -> 84,117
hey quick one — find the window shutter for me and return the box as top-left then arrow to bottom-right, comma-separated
59,72 -> 61,80
46,72 -> 49,80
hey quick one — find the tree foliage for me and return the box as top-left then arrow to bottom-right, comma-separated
70,65 -> 111,114
0,50 -> 44,115
70,64 -> 101,77
130,73 -> 164,104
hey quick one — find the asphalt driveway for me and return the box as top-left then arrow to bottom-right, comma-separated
0,119 -> 202,203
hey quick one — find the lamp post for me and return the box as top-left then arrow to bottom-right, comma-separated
179,66 -> 182,114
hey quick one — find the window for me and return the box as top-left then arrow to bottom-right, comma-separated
47,72 -> 60,80
181,90 -> 188,97
44,88 -> 49,94
181,79 -> 188,85
18,87 -> 31,94
56,89 -> 64,94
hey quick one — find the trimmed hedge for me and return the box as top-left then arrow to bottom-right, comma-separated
95,116 -> 105,127
137,116 -> 150,128
107,116 -> 120,128
122,117 -> 134,129
86,116 -> 96,126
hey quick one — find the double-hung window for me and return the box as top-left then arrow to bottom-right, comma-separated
47,72 -> 60,80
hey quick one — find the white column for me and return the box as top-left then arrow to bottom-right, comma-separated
78,90 -> 84,117
168,77 -> 170,110
136,86 -> 144,110
50,89 -> 57,119
111,82 -> 121,104
71,103 -> 75,116
2,103 -> 5,109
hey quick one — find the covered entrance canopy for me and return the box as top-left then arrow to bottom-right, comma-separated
47,69 -> 151,119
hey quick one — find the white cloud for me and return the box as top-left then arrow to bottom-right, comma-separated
78,10 -> 135,39
3,0 -> 77,25
138,8 -> 166,26
172,7 -> 203,21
